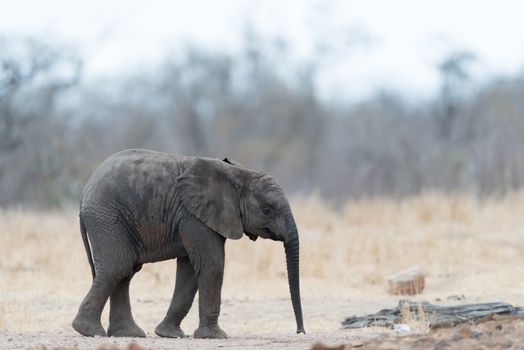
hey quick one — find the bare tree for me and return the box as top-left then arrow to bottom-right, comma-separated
437,51 -> 476,139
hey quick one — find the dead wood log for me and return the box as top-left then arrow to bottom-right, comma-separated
342,300 -> 524,329
387,268 -> 425,295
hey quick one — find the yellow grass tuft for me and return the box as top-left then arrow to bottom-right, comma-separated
399,301 -> 434,333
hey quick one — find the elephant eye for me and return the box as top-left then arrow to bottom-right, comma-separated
262,207 -> 272,216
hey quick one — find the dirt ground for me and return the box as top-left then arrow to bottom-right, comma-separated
6,316 -> 524,350
349,315 -> 524,350
1,194 -> 524,349
1,286 -> 391,349
312,315 -> 524,350
4,298 -> 524,350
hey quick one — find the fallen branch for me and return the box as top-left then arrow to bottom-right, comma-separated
342,300 -> 524,329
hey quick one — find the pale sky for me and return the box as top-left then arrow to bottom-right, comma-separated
1,0 -> 524,101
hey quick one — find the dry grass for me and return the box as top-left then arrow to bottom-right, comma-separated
399,301 -> 433,333
1,192 -> 524,333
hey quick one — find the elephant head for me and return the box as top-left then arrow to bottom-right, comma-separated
176,157 -> 305,334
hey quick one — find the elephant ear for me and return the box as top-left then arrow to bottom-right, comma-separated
176,158 -> 244,240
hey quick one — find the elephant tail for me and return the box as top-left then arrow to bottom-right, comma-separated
79,213 -> 96,280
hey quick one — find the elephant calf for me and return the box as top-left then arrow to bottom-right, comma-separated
72,149 -> 305,339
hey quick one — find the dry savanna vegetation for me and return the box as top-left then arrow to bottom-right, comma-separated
1,193 -> 524,349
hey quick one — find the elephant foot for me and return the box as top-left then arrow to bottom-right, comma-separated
72,315 -> 107,337
107,320 -> 146,338
194,325 -> 228,339
154,320 -> 186,338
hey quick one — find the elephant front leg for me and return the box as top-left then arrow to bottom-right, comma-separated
192,249 -> 227,339
178,220 -> 228,339
155,257 -> 198,338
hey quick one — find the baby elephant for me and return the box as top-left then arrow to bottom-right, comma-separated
72,149 -> 305,339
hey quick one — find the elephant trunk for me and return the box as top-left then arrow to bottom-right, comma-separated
284,228 -> 305,334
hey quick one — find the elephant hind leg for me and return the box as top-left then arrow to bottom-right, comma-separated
72,218 -> 138,337
107,271 -> 146,338
72,273 -> 120,337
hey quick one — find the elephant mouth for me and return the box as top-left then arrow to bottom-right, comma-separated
246,232 -> 258,241
245,228 -> 279,241
260,227 -> 279,241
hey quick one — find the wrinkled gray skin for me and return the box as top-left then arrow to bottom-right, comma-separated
72,149 -> 305,339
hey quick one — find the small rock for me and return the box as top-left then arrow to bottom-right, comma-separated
310,342 -> 346,350
502,323 -> 516,335
376,341 -> 398,350
127,342 -> 144,350
451,324 -> 473,341
393,323 -> 411,334
349,340 -> 364,348
446,294 -> 465,301
434,340 -> 451,350
497,339 -> 513,347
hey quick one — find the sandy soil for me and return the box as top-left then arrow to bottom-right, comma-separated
1,285 -> 392,349
1,194 -> 524,349
4,297 -> 524,350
